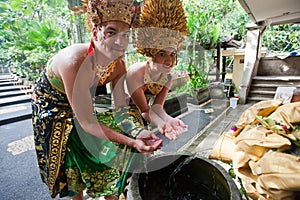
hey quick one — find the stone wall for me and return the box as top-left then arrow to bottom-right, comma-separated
257,56 -> 300,76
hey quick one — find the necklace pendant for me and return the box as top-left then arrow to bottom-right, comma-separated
95,60 -> 116,85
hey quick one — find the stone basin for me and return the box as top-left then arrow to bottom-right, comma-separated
127,153 -> 241,200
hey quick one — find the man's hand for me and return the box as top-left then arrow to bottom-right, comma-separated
134,130 -> 163,154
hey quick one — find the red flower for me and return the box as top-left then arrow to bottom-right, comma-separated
282,125 -> 290,134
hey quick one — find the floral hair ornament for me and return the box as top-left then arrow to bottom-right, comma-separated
73,0 -> 141,30
136,0 -> 188,58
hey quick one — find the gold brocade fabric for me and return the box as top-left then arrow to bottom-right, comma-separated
144,62 -> 168,95
32,72 -> 73,198
96,60 -> 117,85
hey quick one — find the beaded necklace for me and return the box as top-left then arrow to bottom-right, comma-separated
95,60 -> 117,85
144,61 -> 169,95
88,41 -> 117,85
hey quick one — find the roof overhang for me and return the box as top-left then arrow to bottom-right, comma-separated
238,0 -> 300,26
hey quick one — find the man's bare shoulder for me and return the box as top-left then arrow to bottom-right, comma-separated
58,43 -> 89,56
53,43 -> 89,64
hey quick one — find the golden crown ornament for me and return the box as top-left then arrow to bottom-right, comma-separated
74,0 -> 141,29
136,0 -> 188,57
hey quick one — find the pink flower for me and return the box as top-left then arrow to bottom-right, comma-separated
231,126 -> 237,131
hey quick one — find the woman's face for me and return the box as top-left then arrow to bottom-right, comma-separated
153,48 -> 177,74
94,21 -> 130,62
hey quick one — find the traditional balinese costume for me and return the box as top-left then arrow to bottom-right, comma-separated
31,0 -> 143,198
129,0 -> 188,120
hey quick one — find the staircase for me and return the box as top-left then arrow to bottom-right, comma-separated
0,74 -> 33,126
247,75 -> 300,103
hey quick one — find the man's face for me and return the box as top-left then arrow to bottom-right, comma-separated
97,21 -> 130,61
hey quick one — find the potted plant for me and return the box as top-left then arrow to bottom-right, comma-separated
174,55 -> 210,105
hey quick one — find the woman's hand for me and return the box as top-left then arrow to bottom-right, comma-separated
168,118 -> 187,133
157,122 -> 177,140
134,130 -> 163,154
158,118 -> 187,140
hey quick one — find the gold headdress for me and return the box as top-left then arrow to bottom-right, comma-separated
136,0 -> 188,57
73,0 -> 141,30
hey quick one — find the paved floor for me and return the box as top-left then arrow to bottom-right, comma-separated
0,119 -> 59,200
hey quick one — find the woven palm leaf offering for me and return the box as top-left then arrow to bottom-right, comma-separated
209,100 -> 300,200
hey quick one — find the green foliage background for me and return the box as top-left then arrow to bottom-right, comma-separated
0,0 -> 299,84
0,0 -> 71,80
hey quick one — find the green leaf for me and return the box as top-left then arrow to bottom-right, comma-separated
0,2 -> 9,11
211,23 -> 221,45
22,5 -> 33,16
10,0 -> 22,10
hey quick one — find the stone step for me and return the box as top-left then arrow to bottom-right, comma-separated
0,74 -> 15,79
0,77 -> 19,83
0,89 -> 33,99
253,75 -> 300,81
0,102 -> 32,126
0,73 -> 33,125
251,83 -> 297,89
249,75 -> 300,103
0,94 -> 31,107
0,85 -> 31,93
0,81 -> 23,87
0,67 -> 11,74
249,90 -> 276,95
252,78 -> 300,86
248,93 -> 274,100
248,90 -> 276,99
247,96 -> 273,102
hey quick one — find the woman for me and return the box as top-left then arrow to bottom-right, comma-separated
31,0 -> 162,199
126,0 -> 189,140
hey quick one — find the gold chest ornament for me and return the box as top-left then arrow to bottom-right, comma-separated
95,60 -> 117,85
144,62 -> 169,95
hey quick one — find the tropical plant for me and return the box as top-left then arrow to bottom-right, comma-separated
263,24 -> 300,53
1,0 -> 298,84
179,0 -> 249,94
0,0 -> 71,81
183,0 -> 249,49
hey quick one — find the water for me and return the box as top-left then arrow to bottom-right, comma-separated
168,156 -> 195,198
139,155 -> 230,200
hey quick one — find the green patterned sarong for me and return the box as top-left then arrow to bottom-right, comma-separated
65,110 -> 142,198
